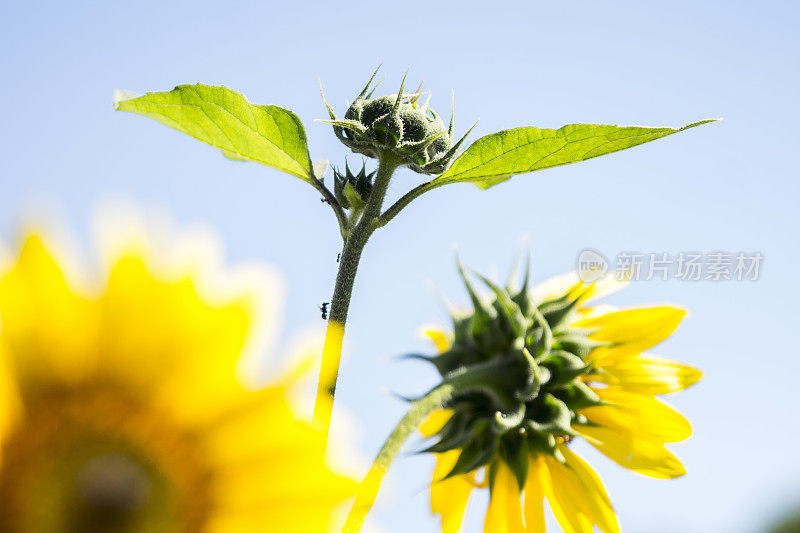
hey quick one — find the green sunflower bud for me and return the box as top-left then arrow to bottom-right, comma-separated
321,68 -> 475,175
333,161 -> 375,210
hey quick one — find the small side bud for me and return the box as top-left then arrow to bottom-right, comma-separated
333,162 -> 376,212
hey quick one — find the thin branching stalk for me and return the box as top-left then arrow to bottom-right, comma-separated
310,177 -> 349,239
373,180 -> 438,229
313,153 -> 400,444
342,383 -> 456,532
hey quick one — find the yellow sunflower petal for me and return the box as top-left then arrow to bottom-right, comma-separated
576,425 -> 687,479
0,235 -> 97,388
575,306 -> 686,360
213,453 -> 355,510
421,325 -> 453,353
484,461 -> 525,533
531,272 -> 628,307
204,384 -> 355,526
203,386 -> 310,465
541,456 -> 594,533
97,253 -> 251,425
523,455 -> 547,531
431,450 -> 474,533
576,303 -> 618,320
205,505 -> 340,533
0,348 -> 22,461
581,275 -> 629,303
420,409 -> 454,437
152,290 -> 252,426
582,389 -> 693,443
530,272 -> 579,303
554,446 -> 620,533
590,354 -> 702,395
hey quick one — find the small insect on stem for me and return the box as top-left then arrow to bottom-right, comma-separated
321,198 -> 331,204
319,302 -> 329,320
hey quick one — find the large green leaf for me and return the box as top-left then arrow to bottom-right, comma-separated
433,120 -> 717,189
114,84 -> 315,182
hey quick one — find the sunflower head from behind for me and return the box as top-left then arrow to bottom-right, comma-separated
0,210 -> 355,533
417,260 -> 702,533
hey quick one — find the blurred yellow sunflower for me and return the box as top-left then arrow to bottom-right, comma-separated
418,268 -> 702,533
0,218 -> 354,532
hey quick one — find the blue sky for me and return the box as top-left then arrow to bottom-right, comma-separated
1,1 -> 798,531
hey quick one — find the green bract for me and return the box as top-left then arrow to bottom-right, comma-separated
416,261 -> 605,487
322,70 -> 474,175
333,161 -> 375,211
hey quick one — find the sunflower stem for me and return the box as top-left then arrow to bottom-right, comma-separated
373,179 -> 439,229
310,176 -> 349,239
342,382 -> 457,532
313,153 -> 399,446
343,360 -> 524,530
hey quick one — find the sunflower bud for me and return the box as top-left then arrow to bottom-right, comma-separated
419,260 -> 607,484
321,68 -> 475,175
333,161 -> 375,211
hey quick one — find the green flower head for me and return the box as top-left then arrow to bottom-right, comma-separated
418,260 -> 700,533
417,260 -> 606,485
321,68 -> 475,175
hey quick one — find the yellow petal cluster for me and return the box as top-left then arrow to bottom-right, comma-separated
0,231 -> 355,532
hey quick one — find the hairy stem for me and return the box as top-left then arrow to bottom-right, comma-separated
313,153 -> 399,445
342,383 -> 456,532
342,360 -> 511,531
309,175 -> 349,239
373,179 -> 439,229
